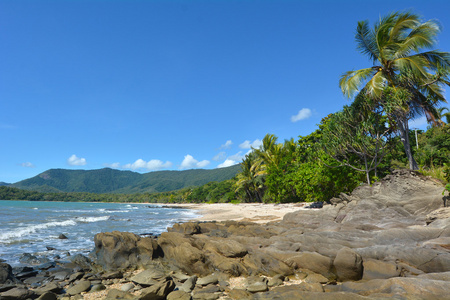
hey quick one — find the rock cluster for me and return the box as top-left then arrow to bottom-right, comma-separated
1,170 -> 449,299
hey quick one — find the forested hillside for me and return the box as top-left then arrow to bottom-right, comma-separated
12,165 -> 240,194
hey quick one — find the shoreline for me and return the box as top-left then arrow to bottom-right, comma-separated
161,202 -> 309,224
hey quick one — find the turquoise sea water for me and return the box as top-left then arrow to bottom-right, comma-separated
0,200 -> 199,266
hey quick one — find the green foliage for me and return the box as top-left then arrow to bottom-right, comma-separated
12,165 -> 240,194
443,184 -> 450,195
416,124 -> 450,167
321,99 -> 393,184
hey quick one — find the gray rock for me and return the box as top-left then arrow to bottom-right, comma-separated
137,277 -> 175,300
120,282 -> 135,292
196,274 -> 218,286
94,231 -> 159,271
69,254 -> 92,270
0,263 -> 20,285
284,252 -> 334,279
169,222 -> 201,235
105,288 -> 135,299
246,281 -> 268,293
33,282 -> 63,295
0,287 -> 35,300
131,269 -> 166,286
90,283 -> 106,292
167,290 -> 191,300
36,292 -> 58,300
179,275 -> 197,292
362,259 -> 400,280
267,274 -> 284,287
192,292 -> 220,300
66,280 -> 91,295
298,282 -> 324,292
333,247 -> 363,281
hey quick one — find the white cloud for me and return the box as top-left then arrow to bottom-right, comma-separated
239,139 -> 262,149
20,162 -> 35,168
67,154 -> 87,166
218,159 -> 239,168
213,152 -> 227,161
228,151 -> 245,162
180,154 -> 210,169
220,140 -> 233,149
291,108 -> 312,122
123,159 -> 172,171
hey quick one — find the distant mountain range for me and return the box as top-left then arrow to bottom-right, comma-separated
11,165 -> 241,194
0,182 -> 11,186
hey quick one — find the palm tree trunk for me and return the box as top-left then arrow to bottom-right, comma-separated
397,115 -> 419,170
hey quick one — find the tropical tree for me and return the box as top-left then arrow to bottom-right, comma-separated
339,11 -> 450,170
321,98 -> 394,184
235,152 -> 265,202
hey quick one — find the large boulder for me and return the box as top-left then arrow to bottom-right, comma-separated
93,231 -> 160,271
0,262 -> 20,286
333,247 -> 363,281
284,252 -> 334,279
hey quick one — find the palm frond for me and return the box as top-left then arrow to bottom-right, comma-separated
339,68 -> 377,98
366,70 -> 387,98
393,55 -> 430,79
394,21 -> 440,58
389,12 -> 421,41
419,50 -> 450,69
355,21 -> 379,62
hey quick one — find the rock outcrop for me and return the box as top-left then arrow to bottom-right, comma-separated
1,170 -> 449,299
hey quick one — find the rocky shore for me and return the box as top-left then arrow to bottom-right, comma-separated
1,170 -> 449,299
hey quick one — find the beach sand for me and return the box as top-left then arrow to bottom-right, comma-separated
163,202 -> 308,224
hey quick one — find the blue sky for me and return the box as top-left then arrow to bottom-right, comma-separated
1,0 -> 449,183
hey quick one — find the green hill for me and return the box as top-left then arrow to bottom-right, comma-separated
0,182 -> 11,186
12,165 -> 241,194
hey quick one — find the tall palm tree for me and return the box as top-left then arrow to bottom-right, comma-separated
339,11 -> 450,170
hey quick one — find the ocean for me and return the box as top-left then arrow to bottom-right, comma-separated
0,200 -> 199,266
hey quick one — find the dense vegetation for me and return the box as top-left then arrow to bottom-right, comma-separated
2,11 -> 449,205
12,165 -> 240,193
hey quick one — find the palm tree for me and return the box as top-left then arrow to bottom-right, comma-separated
339,11 -> 450,170
436,107 -> 450,125
235,152 -> 265,202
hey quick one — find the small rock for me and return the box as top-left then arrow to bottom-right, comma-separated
137,277 -> 175,299
66,280 -> 91,295
179,275 -> 197,292
197,274 -> 219,286
102,271 -> 123,280
304,273 -> 329,284
246,281 -> 268,293
36,291 -> 58,300
105,289 -> 135,300
68,271 -> 84,282
167,290 -> 191,300
228,289 -> 252,300
121,283 -> 135,292
131,269 -> 166,286
90,283 -> 106,292
0,287 -> 35,299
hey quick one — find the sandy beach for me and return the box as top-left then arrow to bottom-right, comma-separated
163,202 -> 308,224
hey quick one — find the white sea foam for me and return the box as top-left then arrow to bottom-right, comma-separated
0,220 -> 77,242
76,216 -> 110,223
